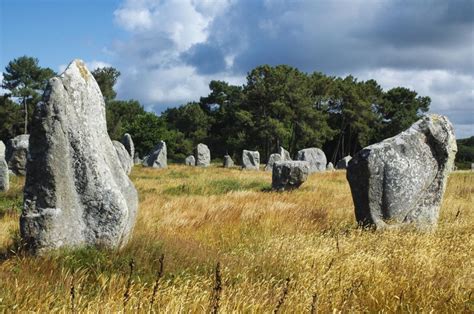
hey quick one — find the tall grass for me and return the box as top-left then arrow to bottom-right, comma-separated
0,165 -> 472,312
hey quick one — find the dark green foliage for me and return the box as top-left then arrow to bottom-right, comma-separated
105,99 -> 146,140
455,137 -> 474,169
0,95 -> 23,141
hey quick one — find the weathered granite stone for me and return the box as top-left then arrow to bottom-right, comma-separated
6,134 -> 29,176
336,155 -> 352,169
21,59 -> 138,253
242,150 -> 260,170
272,161 -> 309,191
347,114 -> 457,230
223,155 -> 234,168
121,133 -> 134,159
185,155 -> 195,166
113,141 -> 133,174
296,148 -> 327,173
143,141 -> 167,168
133,152 -> 141,165
279,146 -> 292,161
265,153 -> 281,171
195,143 -> 210,167
327,162 -> 335,171
0,141 -> 9,192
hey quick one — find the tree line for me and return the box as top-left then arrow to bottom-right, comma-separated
1,56 -> 470,167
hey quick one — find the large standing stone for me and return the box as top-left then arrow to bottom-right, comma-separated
265,153 -> 282,171
242,150 -> 260,170
195,143 -> 210,167
121,133 -> 134,159
327,162 -> 335,171
185,155 -> 195,166
113,141 -> 133,174
21,60 -> 138,253
296,148 -> 327,173
272,161 -> 309,191
143,141 -> 167,168
6,134 -> 29,176
279,146 -> 292,161
0,141 -> 9,192
336,155 -> 352,169
223,155 -> 234,168
347,114 -> 457,230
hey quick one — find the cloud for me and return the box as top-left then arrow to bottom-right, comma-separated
110,0 -> 473,136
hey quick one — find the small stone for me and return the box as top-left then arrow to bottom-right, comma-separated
279,146 -> 292,161
296,148 -> 327,173
143,141 -> 167,168
195,143 -> 210,167
6,134 -> 29,176
327,162 -> 334,171
223,155 -> 234,168
272,161 -> 309,191
121,133 -> 135,159
242,150 -> 260,170
0,141 -> 9,192
265,153 -> 281,171
113,141 -> 133,174
133,152 -> 141,165
185,155 -> 196,166
336,155 -> 352,169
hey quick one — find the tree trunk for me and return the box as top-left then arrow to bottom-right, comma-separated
23,97 -> 28,134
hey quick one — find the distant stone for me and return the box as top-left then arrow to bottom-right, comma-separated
113,141 -> 133,174
6,134 -> 29,176
265,153 -> 281,171
0,141 -> 9,192
336,155 -> 352,169
242,150 -> 260,170
195,143 -> 210,167
223,155 -> 234,168
272,161 -> 309,191
185,155 -> 195,166
133,152 -> 141,165
143,141 -> 167,168
279,146 -> 292,161
21,59 -> 138,253
296,148 -> 327,173
121,133 -> 134,159
327,162 -> 335,171
347,114 -> 457,230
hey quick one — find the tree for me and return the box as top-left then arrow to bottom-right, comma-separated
2,56 -> 55,133
91,67 -> 121,102
0,95 -> 23,141
105,100 -> 146,140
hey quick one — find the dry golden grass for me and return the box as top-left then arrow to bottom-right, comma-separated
0,165 -> 473,312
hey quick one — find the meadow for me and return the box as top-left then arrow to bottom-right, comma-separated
0,165 -> 472,312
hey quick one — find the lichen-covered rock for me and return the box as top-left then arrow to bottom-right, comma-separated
265,153 -> 281,171
327,162 -> 335,171
121,133 -> 134,159
336,155 -> 352,169
6,134 -> 29,176
242,150 -> 260,170
185,155 -> 195,166
195,143 -> 210,167
21,60 -> 138,253
143,141 -> 167,168
279,146 -> 292,161
0,141 -> 9,192
347,114 -> 457,230
223,155 -> 234,168
113,141 -> 133,174
272,161 -> 309,191
296,148 -> 327,173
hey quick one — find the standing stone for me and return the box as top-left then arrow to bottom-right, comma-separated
272,161 -> 309,191
121,133 -> 134,159
21,59 -> 138,253
6,134 -> 29,176
279,146 -> 292,161
347,114 -> 457,230
185,155 -> 196,166
133,152 -> 141,165
242,150 -> 260,170
195,143 -> 210,167
143,141 -> 167,168
296,148 -> 327,173
0,141 -> 9,192
336,155 -> 352,169
113,141 -> 133,174
327,162 -> 335,171
265,153 -> 281,171
223,155 -> 234,168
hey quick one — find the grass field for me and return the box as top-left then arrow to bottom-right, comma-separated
0,165 -> 473,312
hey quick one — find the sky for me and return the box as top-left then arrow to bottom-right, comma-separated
1,0 -> 473,138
